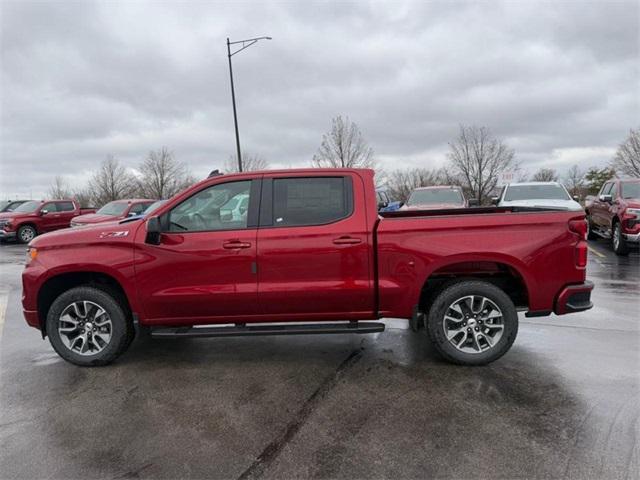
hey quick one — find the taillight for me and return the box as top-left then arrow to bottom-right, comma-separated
569,219 -> 588,267
569,219 -> 587,240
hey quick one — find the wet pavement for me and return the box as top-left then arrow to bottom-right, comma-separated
0,239 -> 638,479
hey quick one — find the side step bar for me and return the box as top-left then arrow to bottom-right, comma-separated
151,321 -> 385,339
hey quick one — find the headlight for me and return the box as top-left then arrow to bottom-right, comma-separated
626,208 -> 640,217
26,247 -> 38,265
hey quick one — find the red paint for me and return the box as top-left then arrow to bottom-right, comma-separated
22,169 -> 593,331
586,178 -> 640,238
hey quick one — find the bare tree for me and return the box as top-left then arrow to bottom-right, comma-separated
47,176 -> 71,199
71,188 -> 93,208
612,127 -> 640,177
137,147 -> 195,199
386,168 -> 446,203
563,165 -> 585,198
312,116 -> 375,168
532,168 -> 559,182
446,125 -> 516,204
225,153 -> 269,172
89,155 -> 138,206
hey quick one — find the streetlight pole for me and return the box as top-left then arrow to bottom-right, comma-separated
226,36 -> 272,172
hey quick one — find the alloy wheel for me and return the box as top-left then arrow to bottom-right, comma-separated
58,301 -> 112,355
442,295 -> 504,354
19,227 -> 35,243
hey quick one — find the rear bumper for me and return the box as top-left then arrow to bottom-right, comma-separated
23,309 -> 40,329
554,281 -> 594,315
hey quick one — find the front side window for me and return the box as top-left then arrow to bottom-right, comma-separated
56,201 -> 75,212
129,203 -> 152,215
42,203 -> 58,213
600,183 -> 613,196
504,185 -> 570,201
271,177 -> 352,227
168,181 -> 251,232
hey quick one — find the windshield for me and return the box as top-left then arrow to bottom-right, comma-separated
97,202 -> 128,216
504,184 -> 570,201
142,200 -> 166,215
621,182 -> 640,199
13,201 -> 40,213
408,189 -> 464,206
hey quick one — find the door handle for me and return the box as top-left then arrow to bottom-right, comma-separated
223,240 -> 252,249
333,236 -> 362,245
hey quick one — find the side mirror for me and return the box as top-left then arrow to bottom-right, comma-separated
377,200 -> 389,210
128,212 -> 138,217
145,216 -> 161,245
491,197 -> 499,205
40,209 -> 48,216
599,194 -> 613,203
468,198 -> 479,207
573,195 -> 580,202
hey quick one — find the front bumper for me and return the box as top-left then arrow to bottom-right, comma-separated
0,229 -> 16,240
554,281 -> 594,315
622,232 -> 640,243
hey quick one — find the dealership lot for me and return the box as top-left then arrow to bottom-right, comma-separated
0,241 -> 637,479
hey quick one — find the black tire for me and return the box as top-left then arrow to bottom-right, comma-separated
612,221 -> 629,256
426,280 -> 518,366
46,286 -> 134,366
586,214 -> 598,240
17,224 -> 37,244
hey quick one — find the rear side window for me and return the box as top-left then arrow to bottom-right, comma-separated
56,201 -> 75,212
269,177 -> 353,227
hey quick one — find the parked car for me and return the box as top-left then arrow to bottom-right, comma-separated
400,186 -> 470,210
1,200 -> 29,213
494,182 -> 582,211
22,169 -> 592,367
0,199 -> 95,243
71,199 -> 156,227
585,178 -> 640,255
376,188 -> 403,212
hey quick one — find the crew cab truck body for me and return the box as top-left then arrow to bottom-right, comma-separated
0,199 -> 95,243
585,178 -> 640,255
22,169 -> 593,366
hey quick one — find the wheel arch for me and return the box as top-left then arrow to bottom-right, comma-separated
37,271 -> 133,336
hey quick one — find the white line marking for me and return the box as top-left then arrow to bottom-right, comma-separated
0,290 -> 8,342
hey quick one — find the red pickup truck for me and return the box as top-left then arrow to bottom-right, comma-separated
585,178 -> 640,255
0,199 -> 95,244
22,169 -> 593,367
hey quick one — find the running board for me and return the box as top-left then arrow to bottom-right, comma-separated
151,322 -> 385,339
592,228 -> 611,239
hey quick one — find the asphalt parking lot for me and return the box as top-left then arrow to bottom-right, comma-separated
0,240 -> 638,479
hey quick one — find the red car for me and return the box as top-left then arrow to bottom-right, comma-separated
585,178 -> 640,255
22,169 -> 592,366
0,199 -> 95,244
70,199 -> 156,227
400,186 -> 473,210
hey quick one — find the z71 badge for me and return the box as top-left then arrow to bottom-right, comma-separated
99,231 -> 129,239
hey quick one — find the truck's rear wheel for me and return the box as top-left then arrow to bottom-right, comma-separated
426,280 -> 518,365
46,286 -> 134,366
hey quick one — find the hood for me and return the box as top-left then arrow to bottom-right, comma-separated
30,220 -> 141,249
72,213 -> 122,224
0,210 -> 37,220
625,200 -> 640,208
500,199 -> 583,211
400,202 -> 465,211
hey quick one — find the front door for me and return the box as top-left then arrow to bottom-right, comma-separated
39,202 -> 60,232
256,174 -> 374,319
134,179 -> 261,324
592,182 -> 613,229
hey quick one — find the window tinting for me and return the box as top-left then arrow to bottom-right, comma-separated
272,177 -> 352,227
42,203 -> 58,213
168,180 -> 251,232
56,201 -> 75,212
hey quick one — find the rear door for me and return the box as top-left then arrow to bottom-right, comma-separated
55,201 -> 77,229
256,173 -> 374,319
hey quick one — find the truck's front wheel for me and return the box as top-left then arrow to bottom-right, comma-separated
46,286 -> 134,366
426,280 -> 518,366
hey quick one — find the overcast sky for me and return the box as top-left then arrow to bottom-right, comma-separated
1,0 -> 638,198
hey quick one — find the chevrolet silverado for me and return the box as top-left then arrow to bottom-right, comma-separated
22,169 -> 593,366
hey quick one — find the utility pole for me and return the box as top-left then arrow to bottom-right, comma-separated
226,36 -> 272,172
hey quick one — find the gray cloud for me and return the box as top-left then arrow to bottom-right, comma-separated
1,0 -> 638,198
